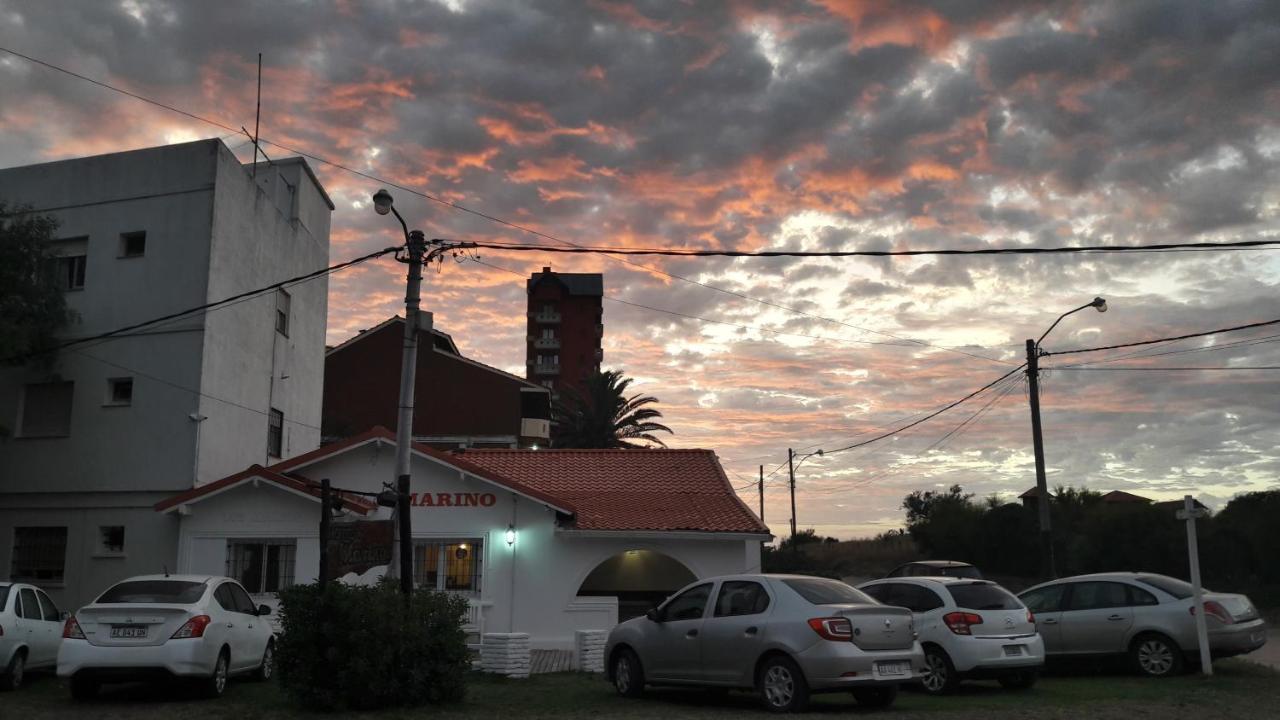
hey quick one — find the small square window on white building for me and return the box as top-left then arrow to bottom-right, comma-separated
267,408 -> 283,458
119,231 -> 146,258
19,381 -> 74,437
10,526 -> 68,583
275,289 -> 291,336
98,525 -> 125,555
105,377 -> 133,406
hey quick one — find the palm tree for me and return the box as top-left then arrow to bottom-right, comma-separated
552,369 -> 674,448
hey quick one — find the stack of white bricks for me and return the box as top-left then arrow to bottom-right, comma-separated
575,630 -> 607,673
480,633 -> 531,678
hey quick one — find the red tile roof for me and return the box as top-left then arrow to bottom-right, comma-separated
455,448 -> 771,534
154,465 -> 376,515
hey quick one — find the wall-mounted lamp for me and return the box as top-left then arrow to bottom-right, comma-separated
505,524 -> 517,546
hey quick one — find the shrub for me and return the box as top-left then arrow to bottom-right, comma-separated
275,580 -> 469,711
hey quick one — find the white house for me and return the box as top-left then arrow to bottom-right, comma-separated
0,139 -> 333,609
153,427 -> 772,650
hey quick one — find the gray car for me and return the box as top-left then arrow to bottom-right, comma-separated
605,574 -> 925,713
1018,572 -> 1268,677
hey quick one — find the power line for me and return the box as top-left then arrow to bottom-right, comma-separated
1047,366 -> 1280,372
1043,317 -> 1280,358
3,245 -> 399,363
464,237 -> 1280,258
1055,334 -> 1280,367
0,45 -> 1015,368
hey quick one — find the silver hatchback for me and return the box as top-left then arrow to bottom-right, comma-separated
1018,572 -> 1268,676
605,574 -> 925,713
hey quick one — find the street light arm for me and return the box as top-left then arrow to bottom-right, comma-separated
389,205 -> 411,243
1036,302 -> 1098,348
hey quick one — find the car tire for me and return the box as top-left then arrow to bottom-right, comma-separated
611,648 -> 645,698
252,641 -> 274,682
920,646 -> 959,695
757,655 -> 810,713
202,649 -> 231,698
1130,633 -> 1184,678
0,650 -> 25,691
852,684 -> 899,709
69,675 -> 99,701
997,670 -> 1038,690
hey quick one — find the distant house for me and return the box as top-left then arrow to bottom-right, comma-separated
1100,490 -> 1153,504
1019,487 -> 1054,509
322,316 -> 551,449
1019,487 -> 1207,512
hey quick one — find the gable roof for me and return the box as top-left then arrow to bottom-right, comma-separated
154,465 -> 376,515
455,448 -> 770,534
1100,490 -> 1152,504
326,316 -> 460,357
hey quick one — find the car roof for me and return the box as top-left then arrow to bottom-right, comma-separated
1019,571 -> 1159,593
111,574 -> 224,584
869,576 -> 990,586
906,560 -> 974,568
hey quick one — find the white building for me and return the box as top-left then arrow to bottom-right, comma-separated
0,139 -> 333,609
154,427 -> 771,650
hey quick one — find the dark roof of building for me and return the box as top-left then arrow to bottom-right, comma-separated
1019,487 -> 1053,499
528,266 -> 603,296
1100,490 -> 1153,504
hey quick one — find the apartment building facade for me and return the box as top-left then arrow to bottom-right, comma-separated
525,267 -> 603,394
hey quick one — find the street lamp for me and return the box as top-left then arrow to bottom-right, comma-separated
372,188 -> 431,598
787,448 -> 823,549
1026,296 -> 1108,580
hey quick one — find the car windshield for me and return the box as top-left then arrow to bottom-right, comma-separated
783,578 -> 875,605
97,580 -> 206,604
1135,575 -> 1196,599
947,582 -> 1022,610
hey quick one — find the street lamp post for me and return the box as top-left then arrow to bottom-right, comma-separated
1026,296 -> 1107,580
787,448 -> 822,556
372,188 -> 430,597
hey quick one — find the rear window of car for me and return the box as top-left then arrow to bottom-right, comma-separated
783,578 -> 875,605
1135,575 -> 1194,599
97,580 -> 206,604
0,585 -> 9,612
947,583 -> 1022,610
941,565 -> 982,579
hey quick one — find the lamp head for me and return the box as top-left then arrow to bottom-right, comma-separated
372,189 -> 394,216
1091,296 -> 1108,313
505,524 -> 516,546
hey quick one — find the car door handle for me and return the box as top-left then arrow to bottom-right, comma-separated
226,623 -> 235,628
686,629 -> 698,638
1107,615 -> 1125,621
1041,618 -> 1058,625
745,627 -> 758,636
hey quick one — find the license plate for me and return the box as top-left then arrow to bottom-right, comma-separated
110,625 -> 147,639
875,661 -> 909,677
1003,645 -> 1024,656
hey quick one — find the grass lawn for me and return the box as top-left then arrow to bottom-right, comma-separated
7,660 -> 1278,719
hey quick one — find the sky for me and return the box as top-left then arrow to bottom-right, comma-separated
1,0 -> 1278,539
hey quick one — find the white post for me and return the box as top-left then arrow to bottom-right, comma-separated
1180,495 -> 1212,676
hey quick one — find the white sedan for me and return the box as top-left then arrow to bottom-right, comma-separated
858,577 -> 1044,694
2,582 -> 67,690
58,575 -> 275,699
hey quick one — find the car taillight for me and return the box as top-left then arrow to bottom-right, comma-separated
171,615 -> 212,639
808,617 -> 853,641
943,611 -> 983,635
1191,601 -> 1233,625
63,615 -> 85,639
1027,610 -> 1035,624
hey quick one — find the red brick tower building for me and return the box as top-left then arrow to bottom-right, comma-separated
526,267 -> 603,394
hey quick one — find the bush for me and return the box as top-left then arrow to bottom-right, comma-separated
275,580 -> 469,711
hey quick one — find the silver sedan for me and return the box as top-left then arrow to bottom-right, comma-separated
605,574 -> 925,713
1018,572 -> 1268,676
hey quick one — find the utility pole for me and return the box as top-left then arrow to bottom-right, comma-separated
318,478 -> 330,587
787,448 -> 797,543
1178,495 -> 1212,675
758,465 -> 764,522
388,229 -> 427,597
1025,339 -> 1056,580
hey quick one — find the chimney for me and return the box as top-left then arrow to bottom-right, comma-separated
542,266 -> 552,274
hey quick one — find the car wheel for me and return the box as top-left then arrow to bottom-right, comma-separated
1130,634 -> 1184,678
203,649 -> 230,698
0,650 -> 25,691
69,676 -> 99,701
252,642 -> 274,682
852,684 -> 898,709
757,655 -> 810,713
997,670 -> 1038,690
920,647 -> 959,695
611,648 -> 645,698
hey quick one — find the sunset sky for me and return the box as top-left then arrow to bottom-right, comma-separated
2,1 -> 1278,538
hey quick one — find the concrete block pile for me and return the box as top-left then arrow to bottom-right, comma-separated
480,632 -> 531,678
575,629 -> 607,673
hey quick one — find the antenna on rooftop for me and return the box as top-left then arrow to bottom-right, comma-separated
251,52 -> 262,178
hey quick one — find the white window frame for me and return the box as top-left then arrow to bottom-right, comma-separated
226,539 -> 297,595
275,289 -> 291,337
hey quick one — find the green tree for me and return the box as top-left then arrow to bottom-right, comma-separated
551,369 -> 673,449
0,202 -> 71,367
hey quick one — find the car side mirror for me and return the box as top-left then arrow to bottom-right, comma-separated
645,608 -> 661,623
257,604 -> 272,616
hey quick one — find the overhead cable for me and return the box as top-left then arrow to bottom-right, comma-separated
1043,317 -> 1280,358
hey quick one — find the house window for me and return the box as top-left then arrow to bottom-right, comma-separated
98,526 -> 125,555
275,289 -> 291,336
58,255 -> 87,290
11,527 -> 68,583
228,541 -> 296,594
19,381 -> 74,437
267,408 -> 283,457
541,328 -> 555,339
106,377 -> 133,406
119,231 -> 146,258
413,539 -> 483,593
